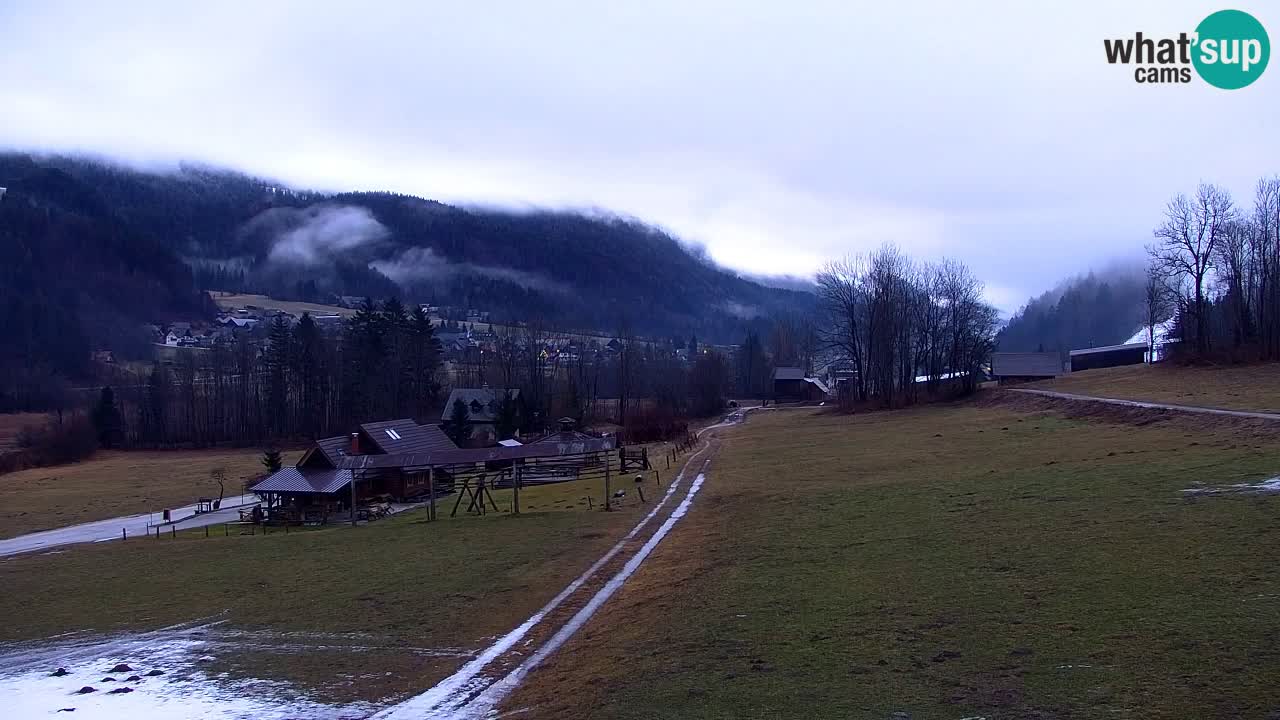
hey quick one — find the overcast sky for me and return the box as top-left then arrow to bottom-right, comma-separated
2,1 -> 1277,313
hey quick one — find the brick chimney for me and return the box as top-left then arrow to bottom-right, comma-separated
349,432 -> 360,455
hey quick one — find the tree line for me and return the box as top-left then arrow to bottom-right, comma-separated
82,300 -> 744,452
1146,177 -> 1280,360
91,299 -> 443,449
997,270 -> 1146,355
816,245 -> 999,410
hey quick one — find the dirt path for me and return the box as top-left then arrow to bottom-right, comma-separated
371,409 -> 755,720
1009,388 -> 1280,421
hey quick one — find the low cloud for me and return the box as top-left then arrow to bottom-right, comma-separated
255,205 -> 389,265
720,300 -> 760,319
370,246 -> 570,295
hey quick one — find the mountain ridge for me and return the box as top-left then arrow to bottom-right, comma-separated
0,152 -> 814,385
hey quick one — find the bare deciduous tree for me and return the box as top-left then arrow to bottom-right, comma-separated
816,244 -> 997,411
1150,183 -> 1234,354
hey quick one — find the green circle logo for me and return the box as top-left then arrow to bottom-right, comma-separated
1193,9 -> 1270,89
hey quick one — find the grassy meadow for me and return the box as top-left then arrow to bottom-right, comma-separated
0,448 -> 297,539
0,448 -> 690,703
503,399 -> 1280,719
1028,361 -> 1280,413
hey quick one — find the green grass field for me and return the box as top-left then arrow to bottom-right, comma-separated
1029,361 -> 1280,413
504,402 -> 1280,719
0,500 -> 650,702
0,448 -> 297,539
6,397 -> 1279,717
0,453 -> 686,703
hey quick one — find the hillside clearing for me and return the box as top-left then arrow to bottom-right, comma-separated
1027,361 -> 1280,414
0,449 -> 297,539
210,292 -> 356,318
503,403 -> 1280,719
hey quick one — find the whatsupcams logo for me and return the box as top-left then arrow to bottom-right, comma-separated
1104,9 -> 1269,88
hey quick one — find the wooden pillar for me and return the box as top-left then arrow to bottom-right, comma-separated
604,452 -> 612,511
428,467 -> 436,522
350,469 -> 358,527
513,463 -> 522,515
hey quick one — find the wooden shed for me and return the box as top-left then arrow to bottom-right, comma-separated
1069,342 -> 1147,372
991,352 -> 1065,385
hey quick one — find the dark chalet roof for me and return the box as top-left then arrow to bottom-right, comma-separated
361,418 -> 456,454
314,435 -> 352,465
773,366 -> 805,381
251,467 -> 354,495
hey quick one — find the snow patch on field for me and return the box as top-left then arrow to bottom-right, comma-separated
0,621 -> 377,719
1182,475 -> 1280,496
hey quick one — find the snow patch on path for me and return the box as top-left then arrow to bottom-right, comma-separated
453,469 -> 710,720
372,445 -> 717,720
374,408 -> 748,719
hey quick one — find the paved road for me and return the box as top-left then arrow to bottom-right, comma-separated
0,494 -> 260,558
1010,388 -> 1280,421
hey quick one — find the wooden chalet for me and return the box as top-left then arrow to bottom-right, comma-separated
251,418 -> 458,523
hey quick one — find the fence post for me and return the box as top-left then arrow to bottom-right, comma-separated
122,528 -> 126,541
171,526 -> 176,539
428,467 -> 437,522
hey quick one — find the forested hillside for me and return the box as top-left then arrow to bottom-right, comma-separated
0,153 -> 812,346
997,268 -> 1146,353
0,160 -> 215,409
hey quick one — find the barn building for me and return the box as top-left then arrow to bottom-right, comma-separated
773,367 -> 830,402
990,352 -> 1066,384
1069,342 -> 1147,372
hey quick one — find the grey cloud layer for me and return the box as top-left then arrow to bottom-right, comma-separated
2,0 -> 1277,312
